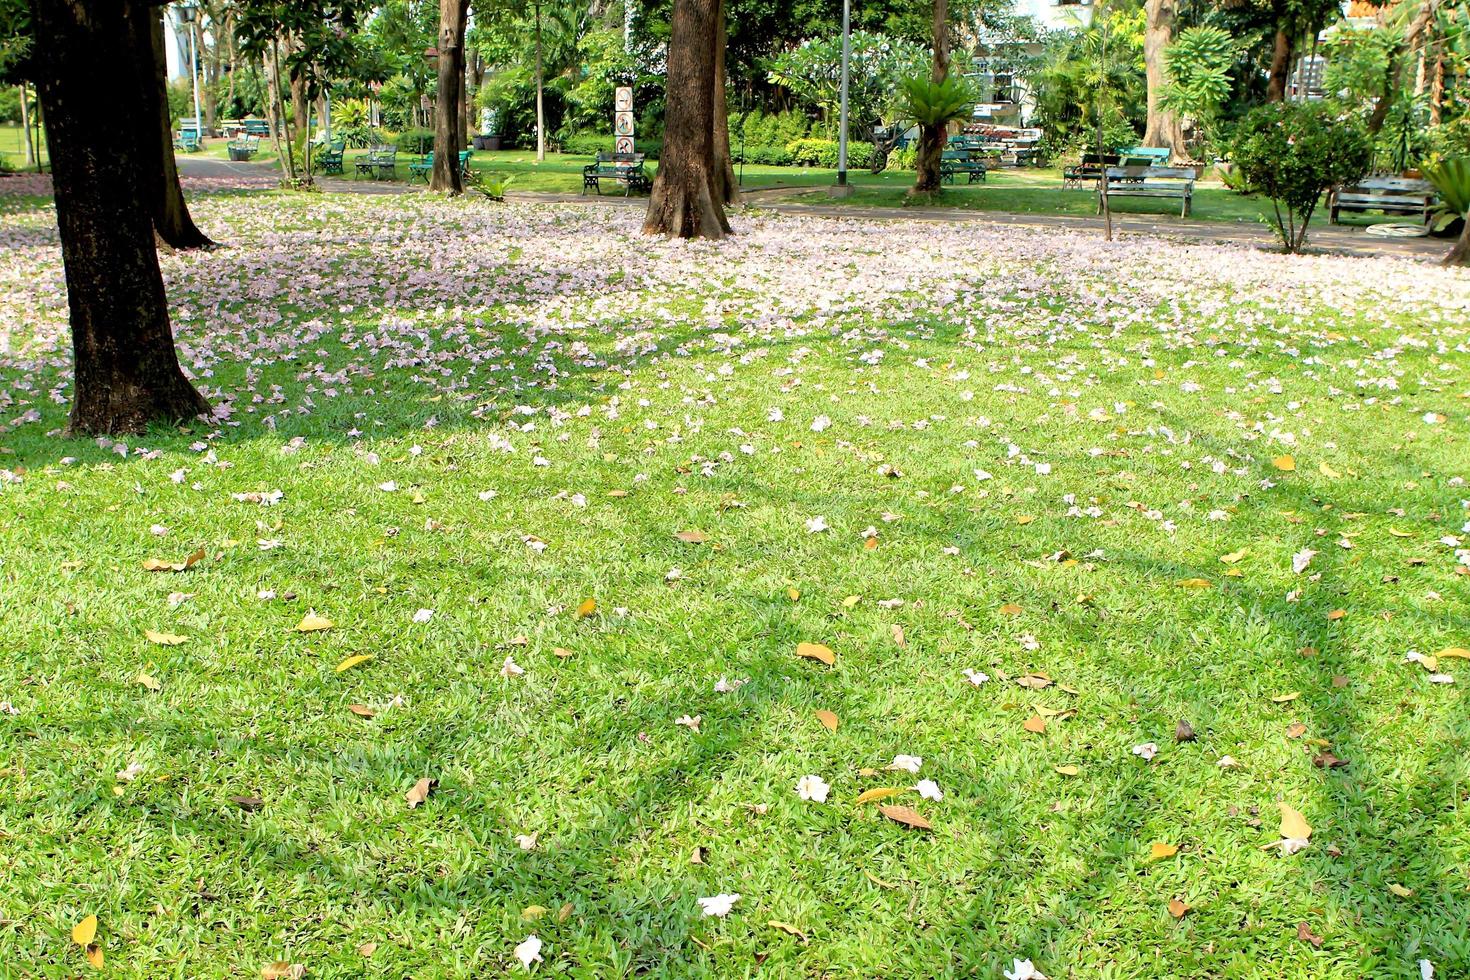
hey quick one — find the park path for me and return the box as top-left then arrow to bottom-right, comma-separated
175,157 -> 1450,262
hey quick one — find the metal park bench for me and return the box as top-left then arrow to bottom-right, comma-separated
582,152 -> 651,196
1328,176 -> 1437,225
355,144 -> 398,180
940,148 -> 988,184
1098,165 -> 1196,217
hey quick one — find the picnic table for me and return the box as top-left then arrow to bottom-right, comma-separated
1098,165 -> 1196,217
354,144 -> 399,180
1328,176 -> 1437,225
582,152 -> 651,196
940,148 -> 987,184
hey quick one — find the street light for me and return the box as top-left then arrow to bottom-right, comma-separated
831,0 -> 854,198
177,3 -> 203,141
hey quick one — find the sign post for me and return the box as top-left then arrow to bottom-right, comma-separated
614,86 -> 636,154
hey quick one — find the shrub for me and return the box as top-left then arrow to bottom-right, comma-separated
1423,157 -> 1470,264
394,128 -> 434,155
333,124 -> 382,149
783,138 -> 874,169
1229,102 -> 1371,253
738,145 -> 794,166
562,132 -> 663,159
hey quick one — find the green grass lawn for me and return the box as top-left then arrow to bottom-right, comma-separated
0,122 -> 46,171
1,188 -> 1468,978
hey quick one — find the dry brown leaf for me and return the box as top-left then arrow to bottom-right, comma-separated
1296,922 -> 1323,947
795,642 -> 835,666
1279,802 -> 1312,840
878,804 -> 932,829
142,546 -> 206,573
855,787 -> 902,805
347,704 -> 375,718
357,942 -> 378,958
607,489 -> 629,498
261,963 -> 306,980
891,624 -> 906,647
229,795 -> 264,811
674,530 -> 707,544
405,777 -> 437,809
1175,720 -> 1196,743
1285,722 -> 1307,739
1167,898 -> 1190,919
1016,672 -> 1052,690
136,672 -> 162,692
553,647 -> 574,659
1023,714 -> 1047,734
767,920 -> 809,941
814,709 -> 839,731
85,944 -> 104,969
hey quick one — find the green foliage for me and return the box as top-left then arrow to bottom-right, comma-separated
736,110 -> 812,149
0,85 -> 20,125
394,128 -> 434,155
166,80 -> 194,125
333,124 -> 383,149
477,172 -> 515,201
783,137 -> 874,169
1161,26 -> 1236,145
765,31 -> 930,135
1229,101 -> 1372,252
1423,157 -> 1470,228
899,74 -> 977,128
332,98 -> 370,129
1322,23 -> 1398,113
1031,10 -> 1145,150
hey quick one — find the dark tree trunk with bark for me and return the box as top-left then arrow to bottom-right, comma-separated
643,0 -> 729,239
1141,0 -> 1186,159
711,0 -> 739,207
1445,221 -> 1470,266
127,2 -> 215,250
912,0 -> 949,196
431,0 -> 470,195
30,0 -> 210,436
1266,29 -> 1294,101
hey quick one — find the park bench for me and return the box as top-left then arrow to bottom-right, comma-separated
1328,176 -> 1436,225
1120,146 -> 1172,166
227,135 -> 260,161
355,144 -> 398,180
408,149 -> 474,184
316,140 -> 345,174
1098,165 -> 1196,217
1063,152 -> 1120,189
242,118 -> 272,137
582,152 -> 651,196
940,149 -> 987,184
173,128 -> 202,153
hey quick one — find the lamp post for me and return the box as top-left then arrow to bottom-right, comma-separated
178,3 -> 203,140
830,0 -> 854,197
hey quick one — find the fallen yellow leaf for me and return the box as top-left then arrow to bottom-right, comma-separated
135,672 -> 162,692
522,905 -> 549,920
144,630 -> 187,646
855,787 -> 902,805
1219,549 -> 1248,565
1271,691 -> 1301,703
85,944 -> 104,969
575,598 -> 597,618
141,546 -> 205,573
71,915 -> 97,947
1437,647 -> 1470,660
1168,898 -> 1190,919
1150,842 -> 1179,860
1318,462 -> 1342,479
795,642 -> 835,666
998,602 -> 1024,616
335,654 -> 373,673
294,612 -> 333,633
767,920 -> 809,941
1175,578 -> 1213,589
1388,883 -> 1414,898
1273,455 -> 1297,472
1054,765 -> 1080,776
814,709 -> 839,731
1279,802 -> 1313,840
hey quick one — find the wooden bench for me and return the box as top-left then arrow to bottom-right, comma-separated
1098,165 -> 1196,217
1063,152 -> 1119,189
582,152 -> 651,196
316,140 -> 345,174
940,149 -> 987,184
1328,176 -> 1436,225
408,149 -> 473,184
355,144 -> 398,180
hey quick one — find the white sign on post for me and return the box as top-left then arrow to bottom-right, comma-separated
614,86 -> 634,153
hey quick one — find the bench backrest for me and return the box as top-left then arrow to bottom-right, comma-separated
1079,152 -> 1119,166
1105,166 -> 1195,181
1339,177 -> 1433,195
1121,146 -> 1171,163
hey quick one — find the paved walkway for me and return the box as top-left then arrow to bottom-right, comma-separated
176,157 -> 1450,262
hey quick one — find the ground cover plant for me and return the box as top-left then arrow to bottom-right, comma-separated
1,185 -> 1469,978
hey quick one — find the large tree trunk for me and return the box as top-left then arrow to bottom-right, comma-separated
643,0 -> 729,239
1266,29 -> 1294,102
1445,218 -> 1470,266
711,0 -> 739,207
911,0 -> 949,196
30,0 -> 211,436
128,3 -> 215,250
290,70 -> 309,137
1141,0 -> 1186,159
430,0 -> 469,194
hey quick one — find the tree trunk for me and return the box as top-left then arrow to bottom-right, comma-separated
1266,29 -> 1294,102
195,18 -> 216,134
711,0 -> 739,207
1445,219 -> 1470,266
911,0 -> 949,196
18,82 -> 34,167
129,3 -> 215,250
535,1 -> 546,161
1428,38 -> 1445,125
431,0 -> 469,195
1141,0 -> 1186,160
29,0 -> 210,436
468,47 -> 485,141
643,0 -> 729,239
290,69 -> 309,137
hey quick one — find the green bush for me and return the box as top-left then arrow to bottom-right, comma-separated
783,137 -> 874,169
394,128 -> 434,155
1229,102 -> 1372,253
0,86 -> 21,125
738,145 -> 794,166
333,124 -> 382,149
562,132 -> 663,159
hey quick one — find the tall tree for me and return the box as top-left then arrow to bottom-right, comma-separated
128,2 -> 215,249
911,0 -> 950,196
29,0 -> 210,435
535,0 -> 547,161
431,0 -> 470,194
644,0 -> 729,238
1141,0 -> 1186,158
711,0 -> 738,206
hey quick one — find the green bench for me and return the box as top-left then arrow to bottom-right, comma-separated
408,149 -> 473,184
242,118 -> 272,138
173,128 -> 202,152
582,152 -> 651,196
940,149 -> 987,184
1098,165 -> 1196,217
227,135 -> 260,161
354,144 -> 398,180
316,140 -> 345,175
1119,146 -> 1173,166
